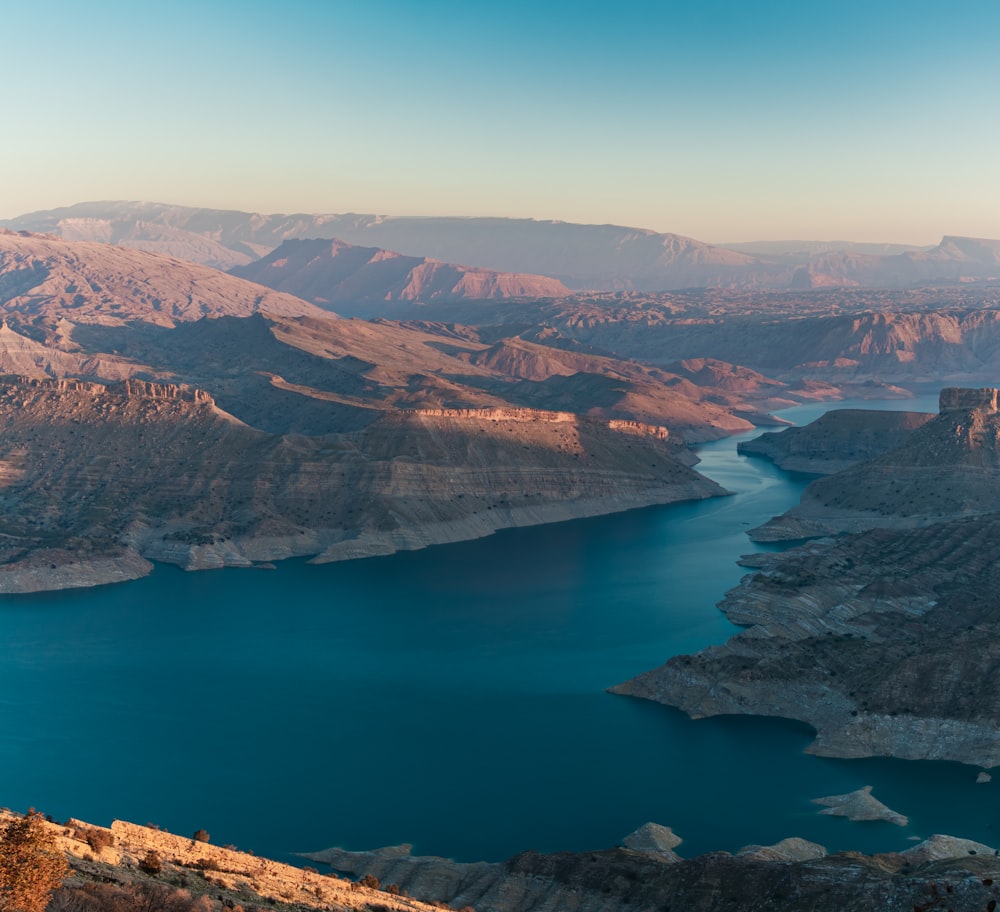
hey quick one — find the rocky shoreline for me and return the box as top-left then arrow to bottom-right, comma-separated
304,824 -> 1000,912
613,389 -> 1000,768
0,376 -> 727,593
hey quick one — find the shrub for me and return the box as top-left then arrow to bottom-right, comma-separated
192,830 -> 210,844
359,873 -> 380,890
0,810 -> 69,912
139,850 -> 163,875
81,827 -> 115,852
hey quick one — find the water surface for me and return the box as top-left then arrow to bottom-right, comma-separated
4,393 -> 995,863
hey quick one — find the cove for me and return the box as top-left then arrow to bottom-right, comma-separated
3,392 -> 995,865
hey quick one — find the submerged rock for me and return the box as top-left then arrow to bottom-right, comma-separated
812,786 -> 908,826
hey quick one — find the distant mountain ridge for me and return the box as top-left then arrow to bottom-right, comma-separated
229,237 -> 569,315
6,202 -> 1000,291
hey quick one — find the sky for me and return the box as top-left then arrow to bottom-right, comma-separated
2,0 -> 999,243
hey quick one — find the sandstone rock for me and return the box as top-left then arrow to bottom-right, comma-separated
622,822 -> 683,860
900,834 -> 997,864
736,837 -> 827,862
812,786 -> 908,826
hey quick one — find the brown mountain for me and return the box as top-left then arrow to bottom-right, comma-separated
0,201 -> 772,290
737,408 -> 936,475
0,229 -> 325,330
229,237 -> 570,315
0,376 -> 723,593
0,232 -> 751,591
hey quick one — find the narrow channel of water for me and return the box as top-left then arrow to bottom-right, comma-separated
4,392 -> 994,864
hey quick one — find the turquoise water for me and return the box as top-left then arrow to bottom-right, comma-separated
3,393 -> 996,864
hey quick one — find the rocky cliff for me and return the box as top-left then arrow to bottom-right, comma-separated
613,389 -> 1000,766
0,377 -> 723,592
11,807 -> 1000,912
738,407 -> 935,475
304,830 -> 1000,912
751,388 -> 1000,541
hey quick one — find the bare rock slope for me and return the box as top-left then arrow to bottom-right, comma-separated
752,387 -> 1000,540
230,237 -> 570,314
0,377 -> 723,592
612,389 -> 1000,767
305,832 -> 1000,912
738,407 -> 935,475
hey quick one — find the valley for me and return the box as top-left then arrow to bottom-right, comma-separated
3,202 -> 1000,910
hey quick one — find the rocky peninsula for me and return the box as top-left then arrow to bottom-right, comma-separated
613,389 -> 1000,767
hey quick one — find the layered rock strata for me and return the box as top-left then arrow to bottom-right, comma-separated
613,390 -> 1000,766
0,377 -> 724,592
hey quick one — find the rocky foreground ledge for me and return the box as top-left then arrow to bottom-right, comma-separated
304,822 -> 1000,912
9,807 -> 1000,912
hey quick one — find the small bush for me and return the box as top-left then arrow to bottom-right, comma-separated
139,850 -> 163,875
81,827 -> 115,851
0,810 -> 70,912
192,829 -> 210,844
359,873 -> 380,890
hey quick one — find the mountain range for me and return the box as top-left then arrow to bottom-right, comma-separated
6,201 -> 1000,291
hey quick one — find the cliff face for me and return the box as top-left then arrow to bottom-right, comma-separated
737,408 -> 935,475
0,377 -> 723,592
751,388 -> 1000,541
613,389 -> 1000,767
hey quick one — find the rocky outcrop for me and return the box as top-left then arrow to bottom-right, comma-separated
750,388 -> 1000,541
738,408 -> 934,475
612,513 -> 1000,767
304,831 -> 1000,912
812,787 -> 908,826
0,810 -> 437,912
0,378 -> 724,592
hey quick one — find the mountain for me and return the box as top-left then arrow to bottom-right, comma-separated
737,407 -> 936,475
0,201 -> 772,290
721,240 -> 931,259
7,201 -> 1000,291
0,229 -> 325,330
0,231 -> 773,591
228,237 -> 570,315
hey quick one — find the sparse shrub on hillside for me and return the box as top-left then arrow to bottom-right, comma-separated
359,873 -> 381,890
51,881 -> 218,912
139,849 -> 163,875
192,829 -> 210,843
0,810 -> 69,912
78,827 -> 114,852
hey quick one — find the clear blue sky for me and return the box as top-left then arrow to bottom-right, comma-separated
3,0 -> 998,243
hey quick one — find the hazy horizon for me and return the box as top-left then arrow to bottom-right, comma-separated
4,0 -> 998,245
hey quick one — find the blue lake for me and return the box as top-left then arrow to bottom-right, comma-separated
4,393 -> 997,865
